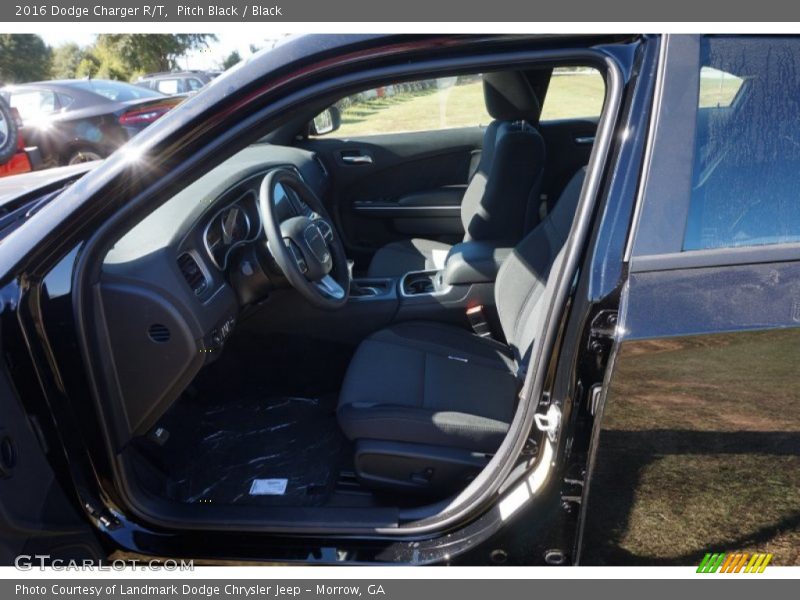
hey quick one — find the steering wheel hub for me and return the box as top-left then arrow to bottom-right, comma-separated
303,223 -> 331,264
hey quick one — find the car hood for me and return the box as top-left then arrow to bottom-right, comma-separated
0,161 -> 96,207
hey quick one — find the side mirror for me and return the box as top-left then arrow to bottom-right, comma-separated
309,106 -> 341,136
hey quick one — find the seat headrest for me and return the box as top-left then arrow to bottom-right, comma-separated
483,71 -> 541,123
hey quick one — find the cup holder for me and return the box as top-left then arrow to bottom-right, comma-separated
401,270 -> 443,296
350,278 -> 394,299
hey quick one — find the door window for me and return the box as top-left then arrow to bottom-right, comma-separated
684,37 -> 800,250
155,79 -> 180,95
8,90 -> 57,122
318,76 -> 491,137
539,67 -> 605,120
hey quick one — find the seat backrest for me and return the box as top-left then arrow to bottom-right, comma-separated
494,167 -> 587,365
460,71 -> 547,244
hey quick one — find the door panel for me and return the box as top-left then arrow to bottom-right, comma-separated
0,337 -> 102,565
301,126 -> 484,260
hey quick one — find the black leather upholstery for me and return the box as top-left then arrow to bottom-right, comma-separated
338,168 -> 587,463
366,71 -> 546,278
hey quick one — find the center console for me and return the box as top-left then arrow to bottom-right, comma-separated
273,241 -> 513,346
347,240 -> 513,324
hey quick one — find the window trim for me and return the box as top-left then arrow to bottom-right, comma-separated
628,34 -> 701,261
631,241 -> 800,273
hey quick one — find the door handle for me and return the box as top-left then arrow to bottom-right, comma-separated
574,136 -> 595,145
341,154 -> 373,165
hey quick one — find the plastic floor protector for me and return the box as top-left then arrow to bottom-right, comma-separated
152,393 -> 348,507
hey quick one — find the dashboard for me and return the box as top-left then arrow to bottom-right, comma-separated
97,144 -> 330,445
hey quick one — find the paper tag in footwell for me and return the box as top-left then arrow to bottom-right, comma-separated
249,478 -> 288,495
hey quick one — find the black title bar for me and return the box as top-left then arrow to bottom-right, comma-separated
4,0 -> 800,22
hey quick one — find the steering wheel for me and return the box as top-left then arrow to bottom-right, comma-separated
258,169 -> 350,310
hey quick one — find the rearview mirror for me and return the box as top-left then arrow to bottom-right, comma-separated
309,106 -> 341,136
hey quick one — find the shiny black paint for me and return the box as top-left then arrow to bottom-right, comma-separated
0,34 -> 647,564
582,262 -> 800,564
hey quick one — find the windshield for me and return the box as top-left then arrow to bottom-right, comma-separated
68,80 -> 166,102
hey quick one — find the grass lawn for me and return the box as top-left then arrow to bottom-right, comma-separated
583,329 -> 800,565
332,72 -> 606,138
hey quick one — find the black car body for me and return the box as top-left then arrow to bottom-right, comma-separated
136,70 -> 221,95
0,80 -> 185,168
0,34 -> 797,567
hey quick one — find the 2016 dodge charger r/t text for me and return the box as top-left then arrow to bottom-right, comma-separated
0,33 -> 797,567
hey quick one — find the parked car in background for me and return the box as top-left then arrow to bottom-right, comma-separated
0,79 -> 185,167
0,97 -> 40,177
136,69 -> 221,94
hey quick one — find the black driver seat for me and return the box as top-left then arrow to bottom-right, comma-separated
337,168 -> 586,493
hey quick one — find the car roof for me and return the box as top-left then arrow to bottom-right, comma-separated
2,79 -> 131,92
140,71 -> 212,79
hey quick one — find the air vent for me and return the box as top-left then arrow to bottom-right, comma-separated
148,323 -> 171,343
177,253 -> 207,296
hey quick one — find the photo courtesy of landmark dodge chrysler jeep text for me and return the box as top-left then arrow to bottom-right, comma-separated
0,34 -> 797,566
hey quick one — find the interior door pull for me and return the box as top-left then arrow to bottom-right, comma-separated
574,136 -> 595,145
342,154 -> 373,165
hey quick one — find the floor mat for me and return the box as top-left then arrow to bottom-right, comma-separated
150,393 -> 349,507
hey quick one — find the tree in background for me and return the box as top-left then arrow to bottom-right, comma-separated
1,33 -> 221,85
0,34 -> 52,84
98,34 -> 217,78
220,50 -> 242,70
51,43 -> 85,79
75,37 -> 132,81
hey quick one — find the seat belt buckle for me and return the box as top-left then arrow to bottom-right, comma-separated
466,305 -> 492,338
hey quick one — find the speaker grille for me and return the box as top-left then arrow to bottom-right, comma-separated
148,323 -> 170,343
